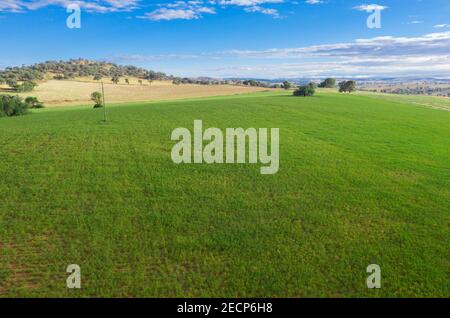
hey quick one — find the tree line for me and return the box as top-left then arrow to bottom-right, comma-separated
0,59 -> 174,91
291,78 -> 356,97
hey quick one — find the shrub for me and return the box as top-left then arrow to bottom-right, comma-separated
282,81 -> 292,90
111,76 -> 120,84
319,78 -> 336,88
14,81 -> 37,93
24,96 -> 44,109
91,91 -> 103,108
6,78 -> 18,87
0,95 -> 29,117
293,83 -> 316,97
338,80 -> 356,93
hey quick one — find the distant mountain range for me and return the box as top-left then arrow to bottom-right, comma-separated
225,77 -> 450,85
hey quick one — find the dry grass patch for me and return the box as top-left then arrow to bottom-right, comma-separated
2,80 -> 272,107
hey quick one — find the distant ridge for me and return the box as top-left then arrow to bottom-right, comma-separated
0,59 -> 173,83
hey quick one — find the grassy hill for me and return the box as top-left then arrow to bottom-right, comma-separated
0,91 -> 449,297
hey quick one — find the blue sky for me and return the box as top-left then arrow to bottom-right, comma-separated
1,0 -> 450,78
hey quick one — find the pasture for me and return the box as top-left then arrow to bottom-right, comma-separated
0,91 -> 449,297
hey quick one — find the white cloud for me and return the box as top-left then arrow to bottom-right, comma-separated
0,0 -> 285,19
353,4 -> 388,12
434,24 -> 450,28
305,0 -> 323,4
140,1 -> 216,21
115,31 -> 450,78
219,31 -> 450,59
0,0 -> 23,12
215,0 -> 284,6
0,0 -> 140,13
244,5 -> 280,17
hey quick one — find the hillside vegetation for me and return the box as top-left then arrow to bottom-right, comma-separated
0,59 -> 172,84
0,91 -> 448,297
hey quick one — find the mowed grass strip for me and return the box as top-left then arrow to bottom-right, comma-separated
0,92 -> 449,297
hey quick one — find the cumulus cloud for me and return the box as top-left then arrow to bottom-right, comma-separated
140,1 -> 216,20
0,0 -> 140,13
139,0 -> 284,21
214,0 -> 284,6
219,31 -> 450,59
353,4 -> 388,12
115,31 -> 450,78
210,0 -> 283,17
305,0 -> 323,4
244,5 -> 280,17
434,24 -> 450,28
0,0 -> 285,19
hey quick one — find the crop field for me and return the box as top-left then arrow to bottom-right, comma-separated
0,79 -> 271,107
0,91 -> 449,297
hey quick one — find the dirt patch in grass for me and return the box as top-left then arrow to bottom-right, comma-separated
0,233 -> 55,296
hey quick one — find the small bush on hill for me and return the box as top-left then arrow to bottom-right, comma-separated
111,76 -> 120,84
91,91 -> 103,108
14,81 -> 37,93
25,96 -> 44,109
0,95 -> 29,117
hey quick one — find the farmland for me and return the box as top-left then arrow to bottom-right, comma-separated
0,79 -> 271,107
0,91 -> 449,297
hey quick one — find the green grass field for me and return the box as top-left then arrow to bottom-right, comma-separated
0,91 -> 449,297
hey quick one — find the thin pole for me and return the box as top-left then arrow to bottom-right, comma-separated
101,81 -> 107,122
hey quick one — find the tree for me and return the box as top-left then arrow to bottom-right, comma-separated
339,80 -> 356,93
125,78 -> 130,84
0,95 -> 29,117
6,78 -> 18,88
24,96 -> 44,109
293,83 -> 316,97
172,78 -> 182,85
14,81 -> 37,92
111,76 -> 120,84
138,79 -> 143,85
93,74 -> 102,81
282,81 -> 292,90
91,91 -> 103,108
319,78 -> 336,88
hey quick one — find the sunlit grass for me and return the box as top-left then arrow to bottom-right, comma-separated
0,91 -> 449,297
